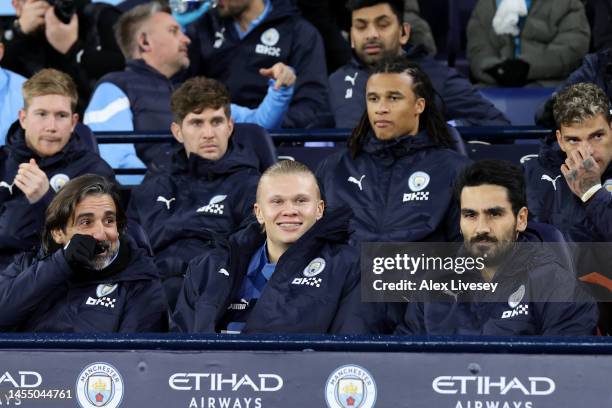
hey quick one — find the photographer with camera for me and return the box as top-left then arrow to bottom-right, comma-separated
2,0 -> 125,113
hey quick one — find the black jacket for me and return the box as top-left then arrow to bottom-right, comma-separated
173,207 -> 385,334
0,127 -> 114,270
0,235 -> 167,332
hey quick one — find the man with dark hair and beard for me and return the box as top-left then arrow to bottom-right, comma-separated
0,174 -> 167,332
396,160 -> 598,336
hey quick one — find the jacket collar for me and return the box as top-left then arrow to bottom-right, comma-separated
6,126 -> 85,169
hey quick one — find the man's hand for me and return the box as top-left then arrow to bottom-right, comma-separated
561,146 -> 604,199
14,159 -> 50,204
17,0 -> 50,35
64,234 -> 97,268
259,63 -> 296,90
45,6 -> 78,54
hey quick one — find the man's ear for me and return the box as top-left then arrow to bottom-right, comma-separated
171,122 -> 183,143
137,32 -> 150,54
316,199 -> 324,220
0,43 -> 5,63
254,203 -> 264,224
18,108 -> 27,129
51,228 -> 67,246
415,97 -> 425,115
516,207 -> 528,233
400,22 -> 411,45
227,117 -> 234,137
71,113 -> 79,133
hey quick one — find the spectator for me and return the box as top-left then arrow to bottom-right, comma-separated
535,48 -> 612,128
319,57 -> 471,243
584,0 -> 612,52
128,77 -> 261,310
403,0 -> 437,56
186,0 -> 332,128
173,160 -> 381,334
2,0 -> 125,113
0,174 -> 167,332
330,0 -> 509,129
396,160 -> 598,335
467,0 -> 590,87
525,83 -> 612,332
85,1 -> 295,173
0,69 -> 114,270
0,28 -> 26,145
295,0 -> 352,73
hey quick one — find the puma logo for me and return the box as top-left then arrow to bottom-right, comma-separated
156,195 -> 175,210
214,30 -> 225,48
0,181 -> 14,195
344,72 -> 358,87
218,268 -> 229,277
348,175 -> 366,191
541,174 -> 561,191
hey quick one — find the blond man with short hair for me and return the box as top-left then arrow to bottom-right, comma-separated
0,68 -> 114,269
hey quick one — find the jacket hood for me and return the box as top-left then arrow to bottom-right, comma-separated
171,138 -> 259,180
6,125 -> 92,169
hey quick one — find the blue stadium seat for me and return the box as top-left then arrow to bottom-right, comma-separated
479,87 -> 555,125
231,123 -> 277,172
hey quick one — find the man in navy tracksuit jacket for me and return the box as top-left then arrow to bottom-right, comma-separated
318,57 -> 471,243
0,175 -> 167,332
186,0 -> 331,128
396,160 -> 598,336
173,161 -> 383,334
0,69 -> 114,270
329,1 -> 509,129
128,78 -> 261,309
526,83 -> 612,244
525,83 -> 612,331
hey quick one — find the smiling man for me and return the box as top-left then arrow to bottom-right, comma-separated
128,77 -> 261,311
0,69 -> 114,270
0,174 -> 167,332
173,160 -> 380,334
396,160 -> 598,336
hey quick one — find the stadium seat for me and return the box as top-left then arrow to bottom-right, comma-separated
448,126 -> 468,156
232,123 -> 277,172
74,122 -> 99,155
526,221 -> 574,274
479,87 -> 555,126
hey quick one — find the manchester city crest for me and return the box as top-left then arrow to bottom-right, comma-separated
76,363 -> 124,408
325,365 -> 377,408
261,28 -> 280,46
408,171 -> 430,192
303,257 -> 326,277
50,173 -> 70,192
604,179 -> 612,194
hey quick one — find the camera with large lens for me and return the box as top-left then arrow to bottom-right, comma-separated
47,0 -> 76,24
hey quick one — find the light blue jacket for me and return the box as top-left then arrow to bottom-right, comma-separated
0,68 -> 26,145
